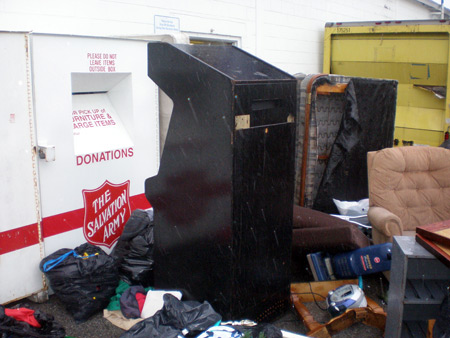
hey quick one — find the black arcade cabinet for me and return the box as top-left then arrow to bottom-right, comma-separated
145,42 -> 296,321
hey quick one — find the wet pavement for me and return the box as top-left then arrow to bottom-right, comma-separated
8,272 -> 388,338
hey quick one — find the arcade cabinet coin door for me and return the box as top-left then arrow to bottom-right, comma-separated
145,42 -> 296,321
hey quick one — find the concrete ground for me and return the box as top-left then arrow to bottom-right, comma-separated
8,272 -> 388,338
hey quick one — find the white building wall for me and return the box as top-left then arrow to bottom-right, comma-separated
0,0 -> 437,74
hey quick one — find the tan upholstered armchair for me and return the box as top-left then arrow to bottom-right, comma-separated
367,146 -> 450,245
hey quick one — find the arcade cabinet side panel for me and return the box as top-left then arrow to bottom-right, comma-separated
145,42 -> 236,312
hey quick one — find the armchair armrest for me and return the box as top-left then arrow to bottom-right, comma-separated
368,206 -> 403,239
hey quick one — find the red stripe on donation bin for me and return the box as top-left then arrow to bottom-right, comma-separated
42,208 -> 85,238
0,193 -> 151,255
0,224 -> 40,255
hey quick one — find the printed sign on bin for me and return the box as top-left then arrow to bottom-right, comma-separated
72,92 -> 134,157
82,180 -> 131,248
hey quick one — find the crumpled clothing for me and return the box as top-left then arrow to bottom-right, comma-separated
5,307 -> 41,328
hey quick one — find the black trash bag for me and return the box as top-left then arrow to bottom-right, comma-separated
433,290 -> 450,338
111,209 -> 154,287
0,304 -> 66,338
39,242 -> 119,322
120,293 -> 222,338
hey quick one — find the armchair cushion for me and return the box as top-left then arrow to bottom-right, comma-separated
368,147 -> 450,232
368,146 -> 450,245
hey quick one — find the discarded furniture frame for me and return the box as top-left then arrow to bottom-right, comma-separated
294,74 -> 397,213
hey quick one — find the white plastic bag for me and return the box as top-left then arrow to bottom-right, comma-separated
140,290 -> 182,318
332,198 -> 370,226
333,198 -> 369,217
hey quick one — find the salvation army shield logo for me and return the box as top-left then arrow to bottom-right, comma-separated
82,180 -> 131,248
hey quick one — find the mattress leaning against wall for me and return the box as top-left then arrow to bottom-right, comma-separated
294,74 -> 397,214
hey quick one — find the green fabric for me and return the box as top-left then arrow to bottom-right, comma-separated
106,280 -> 131,311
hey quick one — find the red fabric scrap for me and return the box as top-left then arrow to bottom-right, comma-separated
5,308 -> 41,328
136,292 -> 146,313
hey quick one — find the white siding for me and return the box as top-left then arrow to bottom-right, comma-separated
0,0 -> 437,74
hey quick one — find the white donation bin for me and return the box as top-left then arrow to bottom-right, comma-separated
0,32 -> 163,303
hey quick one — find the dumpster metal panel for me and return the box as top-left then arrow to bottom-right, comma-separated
323,20 -> 450,146
145,42 -> 296,320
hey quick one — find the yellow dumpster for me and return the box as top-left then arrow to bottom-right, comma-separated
323,20 -> 450,146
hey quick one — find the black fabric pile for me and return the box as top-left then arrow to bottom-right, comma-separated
0,304 -> 66,338
120,294 -> 221,338
119,293 -> 283,338
111,209 -> 155,287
